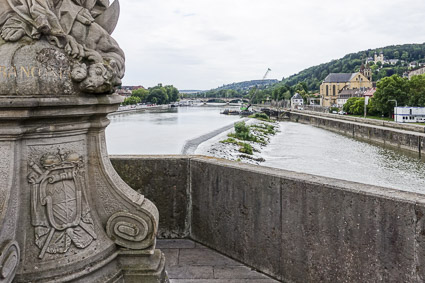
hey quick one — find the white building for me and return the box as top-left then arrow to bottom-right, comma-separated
337,89 -> 365,108
409,61 -> 418,69
394,107 -> 425,123
291,93 -> 303,109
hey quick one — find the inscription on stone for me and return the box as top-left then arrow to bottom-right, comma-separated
0,65 -> 70,81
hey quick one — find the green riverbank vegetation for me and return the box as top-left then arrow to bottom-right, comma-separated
220,120 -> 277,162
122,84 -> 180,106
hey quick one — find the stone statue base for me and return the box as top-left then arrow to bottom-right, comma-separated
0,0 -> 167,280
0,94 -> 167,282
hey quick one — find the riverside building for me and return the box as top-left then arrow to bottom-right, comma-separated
320,72 -> 372,107
394,106 -> 425,123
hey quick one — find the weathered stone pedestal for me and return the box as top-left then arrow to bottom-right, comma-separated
0,0 -> 168,280
0,95 -> 167,282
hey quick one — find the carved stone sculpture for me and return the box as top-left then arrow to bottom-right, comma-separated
0,1 -> 167,282
0,0 -> 124,94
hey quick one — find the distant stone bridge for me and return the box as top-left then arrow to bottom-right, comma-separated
184,98 -> 249,103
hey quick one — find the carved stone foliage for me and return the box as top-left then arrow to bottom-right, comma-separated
0,0 -> 124,94
27,149 -> 97,259
0,241 -> 20,283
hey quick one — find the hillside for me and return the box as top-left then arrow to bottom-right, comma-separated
185,79 -> 279,99
281,43 -> 425,92
212,79 -> 279,92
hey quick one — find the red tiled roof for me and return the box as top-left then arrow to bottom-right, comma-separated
364,88 -> 376,97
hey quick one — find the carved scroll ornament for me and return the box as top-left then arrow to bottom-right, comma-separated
106,211 -> 156,250
0,241 -> 19,283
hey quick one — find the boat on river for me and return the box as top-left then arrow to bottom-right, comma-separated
220,109 -> 256,116
220,109 -> 240,115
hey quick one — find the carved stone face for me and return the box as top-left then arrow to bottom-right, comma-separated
71,63 -> 87,82
79,63 -> 112,93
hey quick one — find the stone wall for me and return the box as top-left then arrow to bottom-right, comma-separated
288,111 -> 425,154
110,155 -> 191,238
290,109 -> 425,133
111,155 -> 425,282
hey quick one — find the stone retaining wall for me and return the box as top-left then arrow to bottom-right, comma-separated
291,109 -> 425,133
111,155 -> 425,282
288,111 -> 425,154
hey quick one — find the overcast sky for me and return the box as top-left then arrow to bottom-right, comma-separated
113,0 -> 425,90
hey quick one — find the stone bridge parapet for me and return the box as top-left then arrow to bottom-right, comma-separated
111,155 -> 425,283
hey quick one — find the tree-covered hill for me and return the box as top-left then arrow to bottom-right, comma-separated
184,79 -> 279,99
281,43 -> 425,92
211,79 -> 279,92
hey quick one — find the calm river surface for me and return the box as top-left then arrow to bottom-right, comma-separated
106,106 -> 425,193
106,105 -> 241,154
262,122 -> 425,193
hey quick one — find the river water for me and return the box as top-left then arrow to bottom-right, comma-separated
106,105 -> 241,154
106,105 -> 425,193
262,122 -> 425,193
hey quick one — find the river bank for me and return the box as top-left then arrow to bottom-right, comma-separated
110,104 -> 171,115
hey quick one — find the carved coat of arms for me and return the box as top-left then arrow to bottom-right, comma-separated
28,149 -> 97,259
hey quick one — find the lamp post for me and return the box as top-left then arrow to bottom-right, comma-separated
389,99 -> 398,122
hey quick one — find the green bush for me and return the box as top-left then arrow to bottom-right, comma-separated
239,143 -> 253,155
220,138 -> 238,144
254,113 -> 269,120
234,121 -> 251,140
251,123 -> 276,135
329,107 -> 339,113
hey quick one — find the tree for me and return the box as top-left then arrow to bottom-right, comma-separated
148,88 -> 168,104
343,97 -> 364,115
343,97 -> 357,113
350,97 -> 365,115
401,51 -> 409,61
295,82 -> 308,93
132,88 -> 149,102
122,96 -> 141,105
393,51 -> 400,59
164,85 -> 179,102
367,97 -> 379,116
408,74 -> 425,106
373,75 -> 409,117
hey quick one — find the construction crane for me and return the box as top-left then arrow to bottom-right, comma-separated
240,68 -> 271,112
